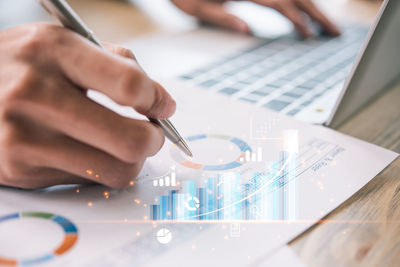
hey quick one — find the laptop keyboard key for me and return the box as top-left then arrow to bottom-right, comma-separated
199,79 -> 219,88
219,87 -> 240,95
289,88 -> 308,96
263,100 -> 290,111
180,75 -> 195,80
242,75 -> 262,84
250,90 -> 269,97
300,100 -> 313,107
232,81 -> 251,88
257,86 -> 279,94
283,91 -> 302,98
298,80 -> 319,90
287,109 -> 301,116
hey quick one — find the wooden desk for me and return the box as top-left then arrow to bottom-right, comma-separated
2,0 -> 399,266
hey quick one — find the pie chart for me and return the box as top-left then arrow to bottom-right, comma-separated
185,196 -> 200,211
156,228 -> 172,245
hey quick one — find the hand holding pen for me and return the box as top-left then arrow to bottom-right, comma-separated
0,2 -> 190,189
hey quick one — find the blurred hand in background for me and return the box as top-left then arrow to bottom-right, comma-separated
171,0 -> 341,37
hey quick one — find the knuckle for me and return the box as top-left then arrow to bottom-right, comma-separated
0,101 -> 18,123
119,123 -> 161,163
0,124 -> 25,160
120,138 -> 147,164
0,129 -> 28,185
16,23 -> 62,59
0,163 -> 24,186
0,66 -> 39,108
133,123 -> 158,154
146,85 -> 164,115
268,0 -> 284,10
117,68 -> 144,104
107,162 -> 141,189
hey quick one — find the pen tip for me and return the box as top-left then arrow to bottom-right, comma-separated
177,139 -> 193,158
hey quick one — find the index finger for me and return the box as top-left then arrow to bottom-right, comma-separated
252,0 -> 312,37
51,27 -> 176,119
295,0 -> 341,36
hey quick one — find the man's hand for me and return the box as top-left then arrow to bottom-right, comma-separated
171,0 -> 340,37
0,23 -> 176,189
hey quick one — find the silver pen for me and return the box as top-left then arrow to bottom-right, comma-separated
38,0 -> 193,157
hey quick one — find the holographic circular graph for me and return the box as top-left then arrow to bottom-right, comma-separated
0,212 -> 78,266
170,134 -> 252,171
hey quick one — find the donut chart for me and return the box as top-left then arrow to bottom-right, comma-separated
0,212 -> 78,266
170,134 -> 252,171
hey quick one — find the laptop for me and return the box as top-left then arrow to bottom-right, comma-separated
129,0 -> 399,129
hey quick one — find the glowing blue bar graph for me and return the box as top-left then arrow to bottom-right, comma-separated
182,181 -> 197,220
149,153 -> 298,221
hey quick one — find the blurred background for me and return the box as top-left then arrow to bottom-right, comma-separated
0,0 -> 381,43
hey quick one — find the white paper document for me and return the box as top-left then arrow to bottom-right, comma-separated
0,82 -> 397,267
256,246 -> 307,267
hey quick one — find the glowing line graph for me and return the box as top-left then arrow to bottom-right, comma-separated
178,143 -> 340,220
150,140 -> 342,221
178,154 -> 293,220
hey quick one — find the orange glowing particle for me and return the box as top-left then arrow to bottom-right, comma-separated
129,181 -> 135,186
86,169 -> 93,175
95,174 -> 100,178
88,202 -> 93,207
134,199 -> 141,204
76,189 -> 80,193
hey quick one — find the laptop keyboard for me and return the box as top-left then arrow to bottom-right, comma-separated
178,25 -> 369,116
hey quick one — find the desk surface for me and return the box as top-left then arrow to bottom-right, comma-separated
2,0 -> 399,266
